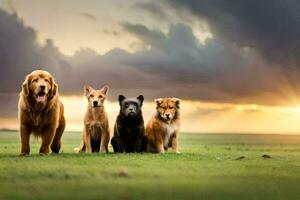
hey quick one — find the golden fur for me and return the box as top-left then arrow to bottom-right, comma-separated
76,85 -> 110,153
145,97 -> 181,153
18,70 -> 65,155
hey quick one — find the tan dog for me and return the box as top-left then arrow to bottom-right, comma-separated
76,85 -> 110,153
145,97 -> 181,153
18,70 -> 65,155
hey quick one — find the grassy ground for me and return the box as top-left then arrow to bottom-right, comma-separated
0,131 -> 300,200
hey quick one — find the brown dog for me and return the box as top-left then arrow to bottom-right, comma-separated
76,85 -> 110,153
18,70 -> 65,155
145,97 -> 181,153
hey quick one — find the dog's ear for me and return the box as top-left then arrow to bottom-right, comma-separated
48,76 -> 58,98
172,97 -> 181,108
118,95 -> 126,105
84,85 -> 93,96
155,98 -> 163,105
51,82 -> 58,97
100,85 -> 109,96
137,95 -> 144,106
22,75 -> 31,96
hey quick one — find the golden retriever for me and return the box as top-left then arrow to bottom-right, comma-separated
145,97 -> 181,153
18,70 -> 65,155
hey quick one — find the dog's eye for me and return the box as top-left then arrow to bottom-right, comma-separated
90,94 -> 94,98
32,78 -> 38,82
99,95 -> 103,98
169,106 -> 174,109
44,79 -> 50,83
161,107 -> 167,110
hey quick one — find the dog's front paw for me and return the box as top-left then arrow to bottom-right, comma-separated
86,149 -> 92,154
158,150 -> 165,154
39,147 -> 50,155
172,149 -> 181,154
51,143 -> 61,154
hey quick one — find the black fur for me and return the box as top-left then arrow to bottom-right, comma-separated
111,95 -> 147,153
90,138 -> 100,152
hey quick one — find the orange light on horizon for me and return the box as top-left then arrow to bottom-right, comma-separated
1,96 -> 300,134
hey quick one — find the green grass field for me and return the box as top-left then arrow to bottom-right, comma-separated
0,131 -> 300,200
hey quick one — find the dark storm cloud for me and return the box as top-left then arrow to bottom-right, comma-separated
128,0 -> 300,103
64,47 -> 165,96
167,0 -> 300,69
120,22 -> 288,104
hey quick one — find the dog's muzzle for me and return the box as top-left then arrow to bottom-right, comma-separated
36,91 -> 46,102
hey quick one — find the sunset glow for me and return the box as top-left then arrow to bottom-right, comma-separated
2,96 -> 300,134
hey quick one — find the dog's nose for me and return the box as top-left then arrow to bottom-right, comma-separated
129,108 -> 133,111
40,85 -> 45,90
165,114 -> 170,118
93,101 -> 98,107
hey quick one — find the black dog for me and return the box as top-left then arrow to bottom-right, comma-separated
111,95 -> 147,153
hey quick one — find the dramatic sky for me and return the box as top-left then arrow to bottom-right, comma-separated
1,0 -> 300,133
